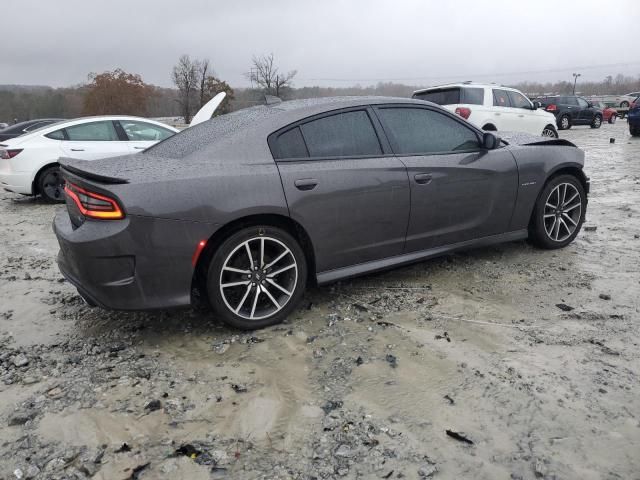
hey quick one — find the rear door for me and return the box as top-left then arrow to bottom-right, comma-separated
374,105 -> 518,251
561,96 -> 581,123
60,120 -> 130,160
491,89 -> 515,130
116,119 -> 176,152
273,108 -> 410,273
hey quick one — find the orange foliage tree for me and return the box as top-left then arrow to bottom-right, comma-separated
83,69 -> 153,116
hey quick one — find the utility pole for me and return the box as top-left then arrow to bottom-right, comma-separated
572,73 -> 581,95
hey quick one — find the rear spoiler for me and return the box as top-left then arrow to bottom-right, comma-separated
59,158 -> 129,184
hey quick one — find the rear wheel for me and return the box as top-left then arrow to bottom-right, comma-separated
37,165 -> 65,203
631,126 -> 640,137
591,115 -> 602,129
542,125 -> 558,138
207,225 -> 307,330
529,175 -> 586,249
608,114 -> 617,124
558,115 -> 571,130
620,101 -> 629,108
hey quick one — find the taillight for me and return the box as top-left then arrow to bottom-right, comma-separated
0,149 -> 23,159
455,107 -> 471,119
545,104 -> 557,112
64,182 -> 124,220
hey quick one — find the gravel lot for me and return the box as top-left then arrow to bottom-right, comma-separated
1,121 -> 639,480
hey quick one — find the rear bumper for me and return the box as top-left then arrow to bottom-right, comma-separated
0,172 -> 32,195
53,210 -> 216,311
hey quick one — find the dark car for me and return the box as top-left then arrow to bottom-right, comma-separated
53,97 -> 589,330
534,96 -> 603,130
629,99 -> 640,136
0,119 -> 63,141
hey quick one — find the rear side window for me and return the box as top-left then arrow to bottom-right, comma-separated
65,121 -> 119,141
377,107 -> 479,155
118,120 -> 174,141
300,110 -> 381,158
461,87 -> 484,105
413,88 -> 461,105
493,89 -> 511,107
275,127 -> 308,159
46,129 -> 66,140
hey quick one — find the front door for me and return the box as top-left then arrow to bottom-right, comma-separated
373,105 -> 519,251
272,108 -> 410,273
577,97 -> 595,124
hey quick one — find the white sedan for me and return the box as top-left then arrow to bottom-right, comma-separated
0,116 -> 178,202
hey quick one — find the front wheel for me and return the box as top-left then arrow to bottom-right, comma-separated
620,101 -> 629,108
37,165 -> 65,203
542,126 -> 558,138
591,115 -> 602,129
207,226 -> 307,330
529,175 -> 586,249
631,126 -> 640,137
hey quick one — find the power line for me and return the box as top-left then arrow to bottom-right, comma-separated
298,61 -> 640,83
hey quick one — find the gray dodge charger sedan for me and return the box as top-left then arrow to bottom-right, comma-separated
54,97 -> 589,329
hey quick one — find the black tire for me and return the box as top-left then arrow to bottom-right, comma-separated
529,174 -> 586,249
620,101 -> 629,108
631,126 -> 640,137
36,165 -> 65,203
542,125 -> 559,138
591,115 -> 602,129
482,124 -> 497,131
207,225 -> 307,330
558,115 -> 571,130
608,114 -> 617,124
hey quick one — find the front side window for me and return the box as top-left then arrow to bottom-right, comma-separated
65,121 -> 119,141
507,91 -> 532,109
377,107 -> 480,155
577,98 -> 589,109
563,97 -> 579,106
492,89 -> 511,107
413,88 -> 461,105
118,120 -> 174,141
300,110 -> 381,158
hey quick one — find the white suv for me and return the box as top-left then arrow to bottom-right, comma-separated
413,82 -> 558,137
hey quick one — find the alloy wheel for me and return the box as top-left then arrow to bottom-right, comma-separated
593,116 -> 601,127
42,169 -> 64,201
561,116 -> 569,129
219,236 -> 298,320
542,128 -> 557,138
543,183 -> 582,242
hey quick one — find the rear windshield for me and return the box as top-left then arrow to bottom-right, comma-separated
413,87 -> 484,106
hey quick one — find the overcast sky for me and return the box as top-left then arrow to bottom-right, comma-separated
2,0 -> 638,89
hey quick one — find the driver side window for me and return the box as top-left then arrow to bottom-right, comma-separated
577,98 -> 589,108
377,107 -> 480,155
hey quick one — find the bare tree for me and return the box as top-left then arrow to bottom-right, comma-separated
198,58 -> 210,109
246,53 -> 297,98
172,54 -> 198,123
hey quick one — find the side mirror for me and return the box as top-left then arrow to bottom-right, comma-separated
532,101 -> 541,110
482,132 -> 501,150
587,102 -> 593,108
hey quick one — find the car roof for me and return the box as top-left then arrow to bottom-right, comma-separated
1,118 -> 63,131
413,83 -> 521,95
147,96 -> 432,159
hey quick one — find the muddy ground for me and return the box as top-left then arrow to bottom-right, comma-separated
1,121 -> 639,480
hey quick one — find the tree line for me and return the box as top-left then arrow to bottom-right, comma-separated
1,57 -> 639,124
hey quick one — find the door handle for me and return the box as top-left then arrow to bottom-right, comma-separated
70,148 -> 84,152
494,113 -> 501,116
294,178 -> 318,191
518,114 -> 525,117
133,146 -> 145,150
414,173 -> 433,185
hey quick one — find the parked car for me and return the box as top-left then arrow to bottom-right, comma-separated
53,97 -> 589,330
589,101 -> 618,123
0,116 -> 178,202
412,82 -> 558,137
0,123 -> 8,130
629,100 -> 640,136
0,119 -> 63,141
533,95 -> 604,130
